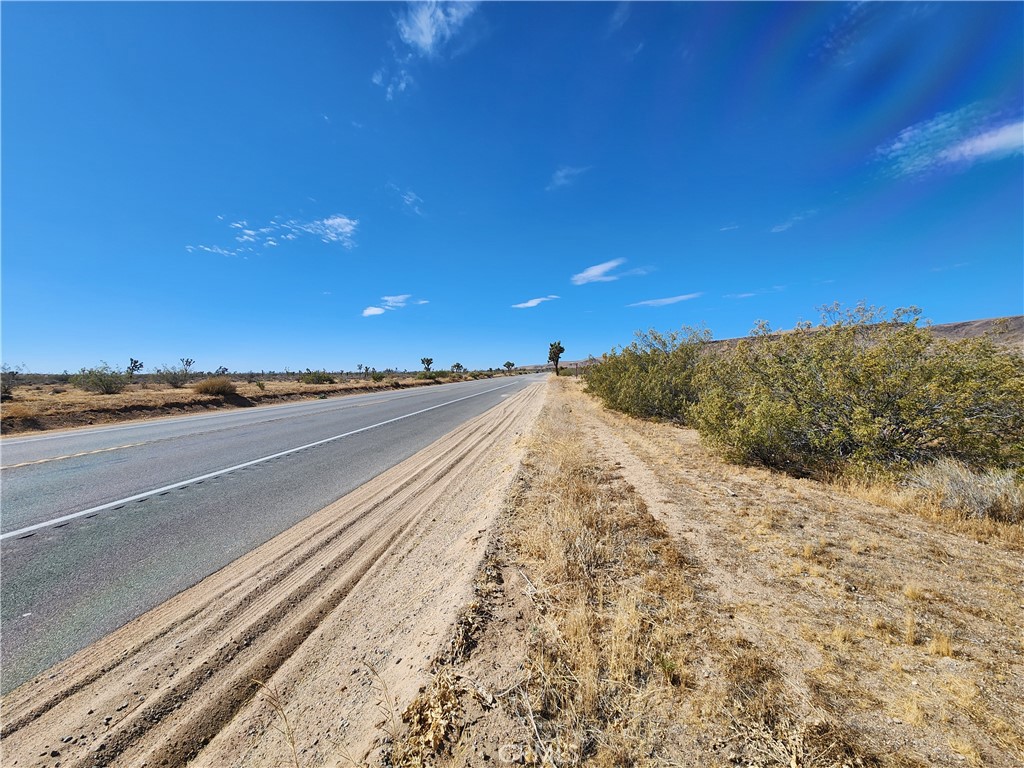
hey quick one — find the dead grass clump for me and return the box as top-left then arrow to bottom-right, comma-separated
192,376 -> 237,396
905,458 -> 1024,524
510,403 -> 697,764
390,669 -> 465,768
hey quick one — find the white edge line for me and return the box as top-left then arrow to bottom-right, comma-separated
0,381 -> 522,541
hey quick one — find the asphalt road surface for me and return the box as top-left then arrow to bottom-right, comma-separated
0,375 -> 543,693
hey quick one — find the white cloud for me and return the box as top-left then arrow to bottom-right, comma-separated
512,295 -> 560,309
546,165 -> 591,191
628,293 -> 702,307
719,223 -> 740,232
190,212 -> 359,256
572,258 -> 626,285
289,214 -> 359,247
398,1 -> 478,58
771,210 -> 817,233
725,292 -> 756,299
877,104 -> 1023,176
607,2 -> 630,35
363,294 -> 427,317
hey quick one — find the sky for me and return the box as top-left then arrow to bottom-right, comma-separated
2,1 -> 1022,373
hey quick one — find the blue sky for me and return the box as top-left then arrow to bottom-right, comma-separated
3,1 -> 1022,373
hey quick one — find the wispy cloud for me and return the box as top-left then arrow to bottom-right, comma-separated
877,103 -> 1023,177
512,295 -> 560,309
725,285 -> 785,299
628,293 -> 702,307
188,213 -> 359,257
719,223 -> 740,232
546,165 -> 591,191
388,183 -> 425,216
398,1 -> 478,58
930,262 -> 970,273
571,258 -> 626,285
770,210 -> 817,233
362,294 -> 427,317
607,2 -> 630,35
373,2 -> 479,100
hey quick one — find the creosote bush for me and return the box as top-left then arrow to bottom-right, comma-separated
586,303 -> 1024,482
692,304 -> 1023,477
299,369 -> 335,384
585,326 -> 710,421
192,376 -> 237,396
70,363 -> 129,394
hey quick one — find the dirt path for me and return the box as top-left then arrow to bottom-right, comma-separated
0,381 -> 546,767
425,379 -> 1023,767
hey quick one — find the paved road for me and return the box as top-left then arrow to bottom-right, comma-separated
0,375 -> 543,692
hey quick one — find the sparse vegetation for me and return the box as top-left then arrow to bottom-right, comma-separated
70,362 -> 129,394
906,458 -> 1023,524
192,376 -> 237,396
155,358 -> 195,388
1,363 -> 23,400
299,369 -> 335,384
504,361 -> 515,373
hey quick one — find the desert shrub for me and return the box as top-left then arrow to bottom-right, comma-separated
155,365 -> 191,388
255,380 -> 266,391
70,363 -> 129,394
907,458 -> 1023,524
299,369 -> 335,384
691,304 -> 1024,477
192,376 -> 237,396
1,364 -> 23,400
585,326 -> 711,422
371,372 -> 386,382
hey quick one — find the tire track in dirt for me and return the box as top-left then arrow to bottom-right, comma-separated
1,381 -> 546,767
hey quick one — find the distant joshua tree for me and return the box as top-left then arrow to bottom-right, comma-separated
421,357 -> 433,372
548,341 -> 565,375
126,358 -> 144,380
451,362 -> 464,374
504,361 -> 515,373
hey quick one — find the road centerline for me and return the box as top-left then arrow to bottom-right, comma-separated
0,381 -> 520,541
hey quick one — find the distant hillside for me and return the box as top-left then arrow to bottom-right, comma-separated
927,315 -> 1023,347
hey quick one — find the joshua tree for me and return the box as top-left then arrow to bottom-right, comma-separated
451,362 -> 464,374
126,358 -> 144,380
548,341 -> 565,375
356,363 -> 364,378
504,361 -> 515,373
421,357 -> 433,372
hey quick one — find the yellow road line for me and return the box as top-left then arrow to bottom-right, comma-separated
1,442 -> 146,470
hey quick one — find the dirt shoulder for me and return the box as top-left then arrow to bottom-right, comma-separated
401,378 -> 1022,766
0,381 -> 546,767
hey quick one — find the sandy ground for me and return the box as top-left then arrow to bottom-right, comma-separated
3,376 -> 1021,766
424,380 -> 1024,767
0,381 -> 546,767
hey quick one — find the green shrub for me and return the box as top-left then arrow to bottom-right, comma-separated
71,363 -> 129,394
371,372 -> 386,382
193,376 -> 237,396
585,326 -> 711,422
255,380 -> 266,391
155,365 -> 191,388
299,369 -> 335,384
691,304 -> 1024,477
